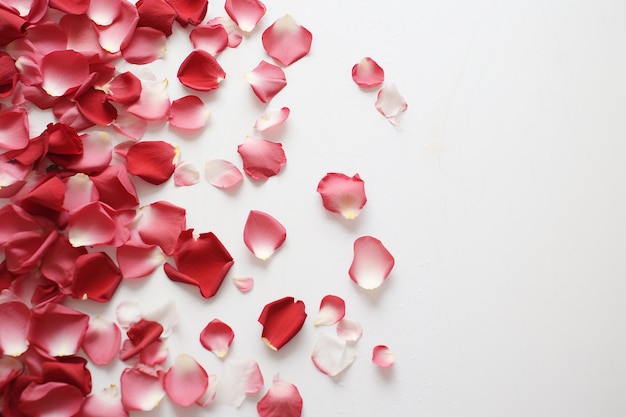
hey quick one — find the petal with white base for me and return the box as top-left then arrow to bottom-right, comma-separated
314,295 -> 345,326
348,236 -> 394,290
243,210 -> 286,261
163,354 -> 209,407
311,333 -> 356,377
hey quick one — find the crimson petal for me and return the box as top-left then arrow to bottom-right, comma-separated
126,140 -> 177,185
166,0 -> 208,26
258,297 -> 306,350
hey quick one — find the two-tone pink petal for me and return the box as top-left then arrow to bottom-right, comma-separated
257,375 -> 303,417
352,57 -> 384,88
372,345 -> 394,368
243,210 -> 286,260
261,15 -> 312,66
120,366 -> 165,411
316,173 -> 367,220
163,353 -> 209,406
348,236 -> 394,289
237,137 -> 286,180
225,0 -> 266,32
200,318 -> 234,358
204,159 -> 243,189
254,107 -> 289,131
314,295 -> 345,326
82,316 -> 122,365
169,95 -> 210,130
246,60 -> 286,103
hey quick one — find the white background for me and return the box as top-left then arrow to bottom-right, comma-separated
55,0 -> 626,416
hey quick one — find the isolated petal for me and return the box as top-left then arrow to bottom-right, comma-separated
189,23 -> 228,55
316,172 -> 366,219
127,77 -> 170,121
216,357 -> 263,407
349,236 -> 394,289
0,108 -> 29,151
126,140 -> 177,185
262,15 -> 312,66
82,316 -> 122,365
311,333 -> 356,377
71,251 -> 123,302
237,137 -> 286,180
79,385 -> 128,417
174,161 -> 200,186
375,83 -> 407,125
137,200 -> 186,256
122,27 -> 167,64
254,107 -> 289,131
0,299 -> 31,356
200,319 -> 234,358
120,366 -> 165,411
40,50 -> 89,97
164,353 -> 209,406
352,57 -> 384,88
314,295 -> 345,326
169,95 -> 210,130
336,319 -> 362,343
204,159 -> 243,189
29,303 -> 89,357
258,297 -> 306,350
117,244 -> 164,278
246,60 -> 286,103
225,0 -> 266,32
243,210 -> 286,260
177,49 -> 225,91
257,375 -> 303,417
372,345 -> 394,368
233,277 -> 254,292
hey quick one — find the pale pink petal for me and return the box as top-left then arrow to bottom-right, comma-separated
0,108 -> 29,151
139,340 -> 169,366
233,277 -> 254,292
29,303 -> 89,357
68,201 -> 116,247
120,366 -> 165,411
336,319 -> 362,343
40,50 -> 89,97
349,236 -> 394,290
262,15 -> 312,66
243,210 -> 286,260
127,77 -> 170,121
200,318 -> 234,358
169,95 -> 210,130
122,27 -> 167,64
19,381 -> 84,417
0,298 -> 31,356
87,0 -> 122,26
375,83 -> 407,125
196,374 -> 218,407
316,172 -> 366,220
225,0 -> 266,32
246,60 -> 286,103
116,300 -> 143,329
352,57 -> 384,89
174,161 -> 200,186
253,107 -> 289,131
54,131 -> 113,173
372,345 -> 394,368
208,16 -> 243,48
257,374 -> 303,417
314,295 -> 345,326
125,140 -> 178,185
82,316 -> 122,365
189,23 -> 228,55
163,353 -> 209,407
117,244 -> 164,278
204,159 -> 243,188
97,0 -> 139,53
237,137 -> 286,180
215,357 -> 263,407
311,333 -> 356,377
143,300 -> 178,338
79,385 -> 128,417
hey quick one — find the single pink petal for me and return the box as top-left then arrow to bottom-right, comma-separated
349,236 -> 395,290
258,297 -> 306,351
143,300 -> 178,338
51,131 -> 113,174
82,316 -> 122,365
163,353 -> 209,406
336,319 -> 362,343
316,172 -> 367,220
204,159 -> 243,189
29,303 -> 89,357
237,137 -> 286,180
372,345 -> 395,368
166,0 -> 208,27
79,385 -> 128,417
126,140 -> 178,185
0,108 -> 29,151
136,200 -> 186,256
127,77 -> 170,121
246,60 -> 286,103
189,23 -> 228,55
117,244 -> 165,278
200,318 -> 234,358
208,16 -> 243,47
257,374 -> 303,417
215,356 -> 263,407
120,366 -> 165,411
253,107 -> 289,131
116,300 -> 143,329
0,356 -> 23,393
225,0 -> 266,32
352,57 -> 384,89
87,0 -> 122,25
96,0 -> 139,53
169,95 -> 210,130
311,333 -> 357,377
122,27 -> 167,64
71,252 -> 123,302
19,381 -> 84,417
233,277 -> 254,292
375,83 -> 407,125
139,340 -> 169,366
174,161 -> 200,186
261,15 -> 312,66
177,49 -> 226,91
314,295 -> 346,326
243,210 -> 286,260
40,50 -> 89,97
68,201 -> 117,247
0,298 -> 31,356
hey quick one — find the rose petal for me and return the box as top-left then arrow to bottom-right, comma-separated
136,200 -> 186,256
314,295 -> 346,326
117,244 -> 164,278
208,16 -> 242,48
50,131 -> 113,174
139,340 -> 169,366
177,49 -> 225,91
372,345 -> 394,368
116,300 -> 143,329
316,172 -> 367,220
105,71 -> 142,105
40,235 -> 87,290
96,0 -> 139,53
215,356 -> 263,407
19,174 -> 65,220
195,374 -> 218,407
120,366 -> 165,411
59,14 -> 107,61
122,27 -> 167,64
120,319 -> 163,361
75,88 -> 118,126
243,210 -> 286,260
136,0 -> 177,36
82,316 -> 122,365
127,77 -> 170,121
336,319 -> 362,343
71,252 -> 123,302
253,107 -> 289,131
19,381 -> 84,417
0,356 -> 23,393
87,0 -> 122,26
29,303 -> 89,357
225,0 -> 266,32
163,353 -> 209,406
0,108 -> 29,151
126,140 -> 178,185
112,112 -> 148,140
166,0 -> 208,27
258,296 -> 306,350
349,236 -> 394,290
257,374 -> 303,417
169,95 -> 210,130
68,201 -> 117,247
90,164 -> 139,211
174,161 -> 200,186
204,159 -> 243,189
143,300 -> 178,338
40,50 -> 89,97
0,298 -> 31,356
375,83 -> 407,125
237,137 -> 286,180
189,23 -> 228,55
200,318 -> 234,358
79,385 -> 128,417
246,60 -> 286,103
311,332 -> 356,377
232,277 -> 254,293
352,57 -> 384,89
261,15 -> 312,66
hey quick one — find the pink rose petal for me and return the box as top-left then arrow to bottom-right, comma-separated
96,0 -> 139,53
225,0 -> 266,32
352,57 -> 384,89
117,244 -> 164,279
136,200 -> 186,256
143,300 -> 178,338
189,23 -> 229,55
50,131 -> 113,174
19,381 -> 84,417
262,15 -> 312,66
208,16 -> 243,47
40,50 -> 89,97
349,236 -> 395,290
311,332 -> 356,377
120,319 -> 163,361
127,77 -> 170,121
317,172 -> 367,220
200,318 -> 234,358
257,374 -> 303,417
314,295 -> 346,326
336,319 -> 362,343
196,374 -> 218,407
243,210 -> 286,260
215,356 -> 263,407
82,316 -> 122,365
139,339 -> 169,366
120,365 -> 165,411
174,161 -> 200,186
246,60 -> 286,103
0,108 -> 29,151
253,107 -> 289,131
122,26 -> 167,64
87,0 -> 122,26
237,137 -> 286,180
204,159 -> 243,189
169,95 -> 210,130
372,344 -> 395,368
163,353 -> 209,406
0,298 -> 31,356
68,201 -> 117,247
233,277 -> 254,292
375,83 -> 407,125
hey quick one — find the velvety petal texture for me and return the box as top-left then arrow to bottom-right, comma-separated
314,295 -> 346,326
163,353 -> 209,406
200,318 -> 235,358
237,137 -> 286,180
246,60 -> 287,103
225,0 -> 266,32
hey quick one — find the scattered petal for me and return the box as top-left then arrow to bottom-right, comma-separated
196,374 -> 218,407
258,296 -> 306,350
90,164 -> 139,211
169,95 -> 210,130
314,295 -> 346,326
75,88 -> 118,126
120,366 -> 165,411
117,244 -> 164,279
127,77 -> 170,121
200,318 -> 234,358
174,161 -> 200,186
216,357 -> 263,407
136,200 -> 186,256
254,107 -> 289,131
120,319 -> 163,361
0,298 -> 31,356
143,300 -> 178,338
237,137 -> 286,180
204,159 -> 243,189
262,15 -> 312,66
71,252 -> 123,302
336,319 -> 362,343
246,60 -> 286,103
316,172 -> 367,220
116,300 -> 143,329
375,83 -> 407,125
225,0 -> 266,32
87,0 -> 122,26
96,0 -> 139,53
0,356 -> 23,394
372,345 -> 394,368
233,277 -> 254,292
257,374 -> 303,417
136,0 -> 177,36
167,0 -> 208,27
351,57 -> 384,88
40,50 -> 89,97
0,108 -> 29,151
349,236 -> 394,290
190,23 -> 228,55
126,140 -> 178,185
19,381 -> 84,417
122,27 -> 167,64
243,210 -> 286,260
163,353 -> 209,406
29,303 -> 89,357
311,332 -> 357,377
139,340 -> 169,366
79,385 -> 128,417
208,16 -> 243,47
177,49 -> 226,91
82,317 -> 122,365
68,201 -> 117,247
105,72 -> 142,105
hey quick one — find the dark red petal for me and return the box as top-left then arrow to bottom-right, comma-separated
0,52 -> 19,98
136,0 -> 177,36
120,319 -> 163,361
0,8 -> 26,46
91,164 -> 139,210
177,49 -> 225,92
71,252 -> 122,302
44,122 -> 83,156
19,174 -> 66,220
125,140 -> 177,185
41,356 -> 92,395
165,0 -> 208,26
40,235 -> 87,290
106,71 -> 142,105
258,297 -> 306,350
75,88 -> 117,126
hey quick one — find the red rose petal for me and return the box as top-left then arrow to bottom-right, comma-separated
0,8 -> 26,46
0,356 -> 23,393
348,236 -> 395,289
199,318 -> 234,358
243,210 -> 286,260
125,140 -> 178,185
50,131 -> 113,174
316,172 -> 367,220
261,15 -> 312,66
90,164 -> 139,210
166,0 -> 208,27
258,296 -> 306,350
105,71 -> 142,105
237,137 -> 286,180
68,201 -> 117,247
177,49 -> 226,92
71,252 -> 123,302
257,375 -> 303,417
29,303 -> 89,357
246,60 -> 286,103
136,0 -> 177,36
351,57 -> 384,89
163,353 -> 209,406
314,295 -> 346,326
82,316 -> 122,365
120,319 -> 163,361
75,88 -> 118,126
139,339 -> 169,366
311,332 -> 356,377
49,0 -> 89,15
0,52 -> 19,98
225,0 -> 266,32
